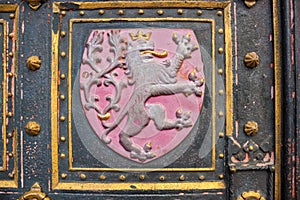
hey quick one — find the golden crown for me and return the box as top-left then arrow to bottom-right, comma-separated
129,30 -> 152,41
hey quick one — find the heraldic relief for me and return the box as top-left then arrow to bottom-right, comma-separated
78,29 -> 205,163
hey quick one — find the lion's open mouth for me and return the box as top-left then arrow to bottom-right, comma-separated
140,50 -> 168,58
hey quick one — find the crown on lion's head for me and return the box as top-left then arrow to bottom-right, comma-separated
127,30 -> 154,52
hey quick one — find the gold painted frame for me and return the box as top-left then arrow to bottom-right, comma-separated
0,4 -> 19,188
51,1 -> 230,191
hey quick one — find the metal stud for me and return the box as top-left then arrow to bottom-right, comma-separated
218,28 -> 224,34
61,173 -> 67,179
79,11 -> 85,16
219,153 -> 224,159
219,174 -> 224,179
61,11 -> 66,16
217,11 -> 223,16
199,175 -> 205,180
218,69 -> 223,75
159,176 -> 165,181
230,166 -> 237,173
8,72 -> 13,78
99,10 -> 105,15
9,14 -> 14,19
219,132 -> 225,138
118,10 -> 124,15
218,48 -> 224,54
60,74 -> 66,79
26,121 -> 41,136
60,94 -> 65,100
219,90 -> 224,95
9,33 -> 14,38
60,153 -> 66,159
179,175 -> 185,181
8,52 -> 13,57
60,31 -> 66,37
218,111 -> 224,117
100,175 -> 106,180
8,153 -> 13,157
119,175 -> 126,181
60,116 -> 66,122
177,9 -> 183,15
61,52 -> 66,57
138,9 -> 144,15
7,112 -> 13,117
80,174 -> 86,180
157,10 -> 164,15
197,10 -> 202,16
60,136 -> 66,142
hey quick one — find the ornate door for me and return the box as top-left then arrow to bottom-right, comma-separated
0,0 -> 294,199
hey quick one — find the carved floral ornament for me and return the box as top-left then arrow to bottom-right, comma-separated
243,0 -> 257,8
237,190 -> 265,200
19,182 -> 50,200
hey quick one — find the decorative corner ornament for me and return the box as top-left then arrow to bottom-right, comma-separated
237,191 -> 265,200
243,0 -> 257,8
244,52 -> 259,68
27,56 -> 41,71
25,121 -> 41,136
27,0 -> 46,10
244,121 -> 258,136
19,182 -> 50,200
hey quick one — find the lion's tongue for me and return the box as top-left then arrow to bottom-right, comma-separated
140,50 -> 168,58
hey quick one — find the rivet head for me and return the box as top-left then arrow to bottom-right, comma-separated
230,166 -> 237,173
7,72 -> 13,78
159,176 -> 165,181
218,48 -> 224,54
219,174 -> 224,179
249,146 -> 254,151
119,175 -> 126,181
99,10 -> 105,15
61,52 -> 66,57
100,175 -> 106,180
219,90 -> 224,95
157,10 -> 164,15
118,10 -> 124,15
79,11 -> 85,16
139,175 -> 145,180
179,175 -> 185,181
61,11 -> 66,16
219,132 -> 225,138
8,92 -> 13,97
7,112 -> 13,117
138,9 -> 144,15
217,11 -> 223,16
218,69 -> 223,75
60,94 -> 65,100
61,173 -> 67,179
218,111 -> 224,117
60,116 -> 66,122
60,136 -> 66,142
219,153 -> 224,159
9,33 -> 14,38
8,153 -> 13,157
27,56 -> 41,71
9,14 -> 15,19
80,174 -> 86,180
8,52 -> 13,57
7,132 -> 13,138
60,31 -> 66,37
244,52 -> 259,68
60,153 -> 66,159
177,9 -> 183,15
199,175 -> 205,180
26,121 -> 41,136
60,74 -> 66,79
218,28 -> 224,34
197,10 -> 202,16
244,121 -> 258,136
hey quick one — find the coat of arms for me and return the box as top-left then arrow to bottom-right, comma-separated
79,29 -> 205,163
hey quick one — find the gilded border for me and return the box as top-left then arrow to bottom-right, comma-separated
0,5 -> 19,188
273,0 -> 281,199
51,1 -> 231,190
0,19 -> 8,172
67,18 -> 216,172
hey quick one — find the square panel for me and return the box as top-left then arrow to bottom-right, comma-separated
51,1 -> 232,191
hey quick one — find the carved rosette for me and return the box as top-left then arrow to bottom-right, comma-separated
27,56 -> 42,71
244,121 -> 258,136
244,52 -> 259,68
25,121 -> 41,136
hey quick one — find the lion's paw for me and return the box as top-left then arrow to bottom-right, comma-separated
175,109 -> 193,131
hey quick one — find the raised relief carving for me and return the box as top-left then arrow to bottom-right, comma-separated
243,0 -> 257,8
19,182 -> 50,200
244,52 -> 259,68
80,29 -> 205,162
237,190 -> 265,200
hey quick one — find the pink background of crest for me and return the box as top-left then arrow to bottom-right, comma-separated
79,29 -> 205,163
